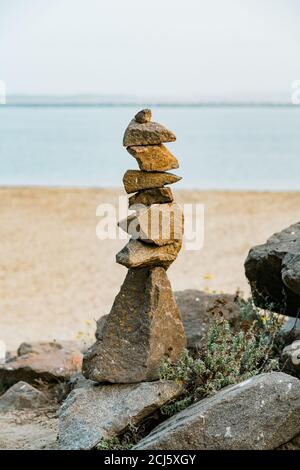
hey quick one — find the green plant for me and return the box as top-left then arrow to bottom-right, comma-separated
97,423 -> 139,450
160,303 -> 285,417
96,420 -> 157,450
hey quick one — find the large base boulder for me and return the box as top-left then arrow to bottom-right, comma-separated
58,380 -> 182,450
82,267 -> 186,383
134,372 -> 300,450
245,222 -> 300,317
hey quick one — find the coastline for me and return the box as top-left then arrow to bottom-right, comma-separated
1,186 -> 300,350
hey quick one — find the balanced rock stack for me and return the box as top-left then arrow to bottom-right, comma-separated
83,109 -> 186,383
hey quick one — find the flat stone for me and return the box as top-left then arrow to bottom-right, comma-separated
134,109 -> 152,123
118,203 -> 184,246
0,381 -> 49,411
134,372 -> 300,450
129,188 -> 174,208
127,144 -> 179,172
58,380 -> 182,450
116,238 -> 182,269
245,222 -> 300,317
123,170 -> 181,194
175,290 -> 241,351
123,120 -> 176,146
0,341 -> 87,389
82,267 -> 186,383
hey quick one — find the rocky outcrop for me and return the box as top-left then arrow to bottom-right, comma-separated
134,373 -> 300,450
58,380 -> 182,450
245,222 -> 300,317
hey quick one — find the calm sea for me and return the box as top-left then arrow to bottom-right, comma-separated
0,105 -> 299,190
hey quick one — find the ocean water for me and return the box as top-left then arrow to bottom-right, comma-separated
0,105 -> 299,190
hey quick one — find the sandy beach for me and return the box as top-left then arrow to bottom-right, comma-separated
1,187 -> 299,350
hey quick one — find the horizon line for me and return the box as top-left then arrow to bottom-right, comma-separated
2,93 -> 296,108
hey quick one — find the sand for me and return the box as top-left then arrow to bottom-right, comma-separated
1,187 -> 299,350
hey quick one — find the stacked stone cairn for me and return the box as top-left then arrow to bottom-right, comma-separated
83,109 -> 186,383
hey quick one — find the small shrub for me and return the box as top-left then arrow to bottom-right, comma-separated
160,301 -> 285,417
96,418 -> 161,451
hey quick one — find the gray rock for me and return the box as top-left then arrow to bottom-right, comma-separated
282,340 -> 300,376
134,109 -> 152,124
175,290 -> 241,350
123,170 -> 181,194
245,222 -> 300,317
58,380 -> 182,450
0,340 -> 88,389
282,254 -> 300,296
123,119 -> 176,146
116,238 -> 182,269
134,372 -> 300,450
82,267 -> 186,383
0,381 -> 49,411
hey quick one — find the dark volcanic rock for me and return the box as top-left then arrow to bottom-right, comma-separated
245,222 -> 300,317
282,254 -> 300,297
82,267 -> 186,383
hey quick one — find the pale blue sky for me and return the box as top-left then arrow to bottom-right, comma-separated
1,0 -> 299,99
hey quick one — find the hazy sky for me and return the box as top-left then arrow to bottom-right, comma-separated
1,0 -> 299,98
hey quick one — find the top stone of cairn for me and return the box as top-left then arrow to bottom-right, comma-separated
123,110 -> 176,147
135,109 -> 152,123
